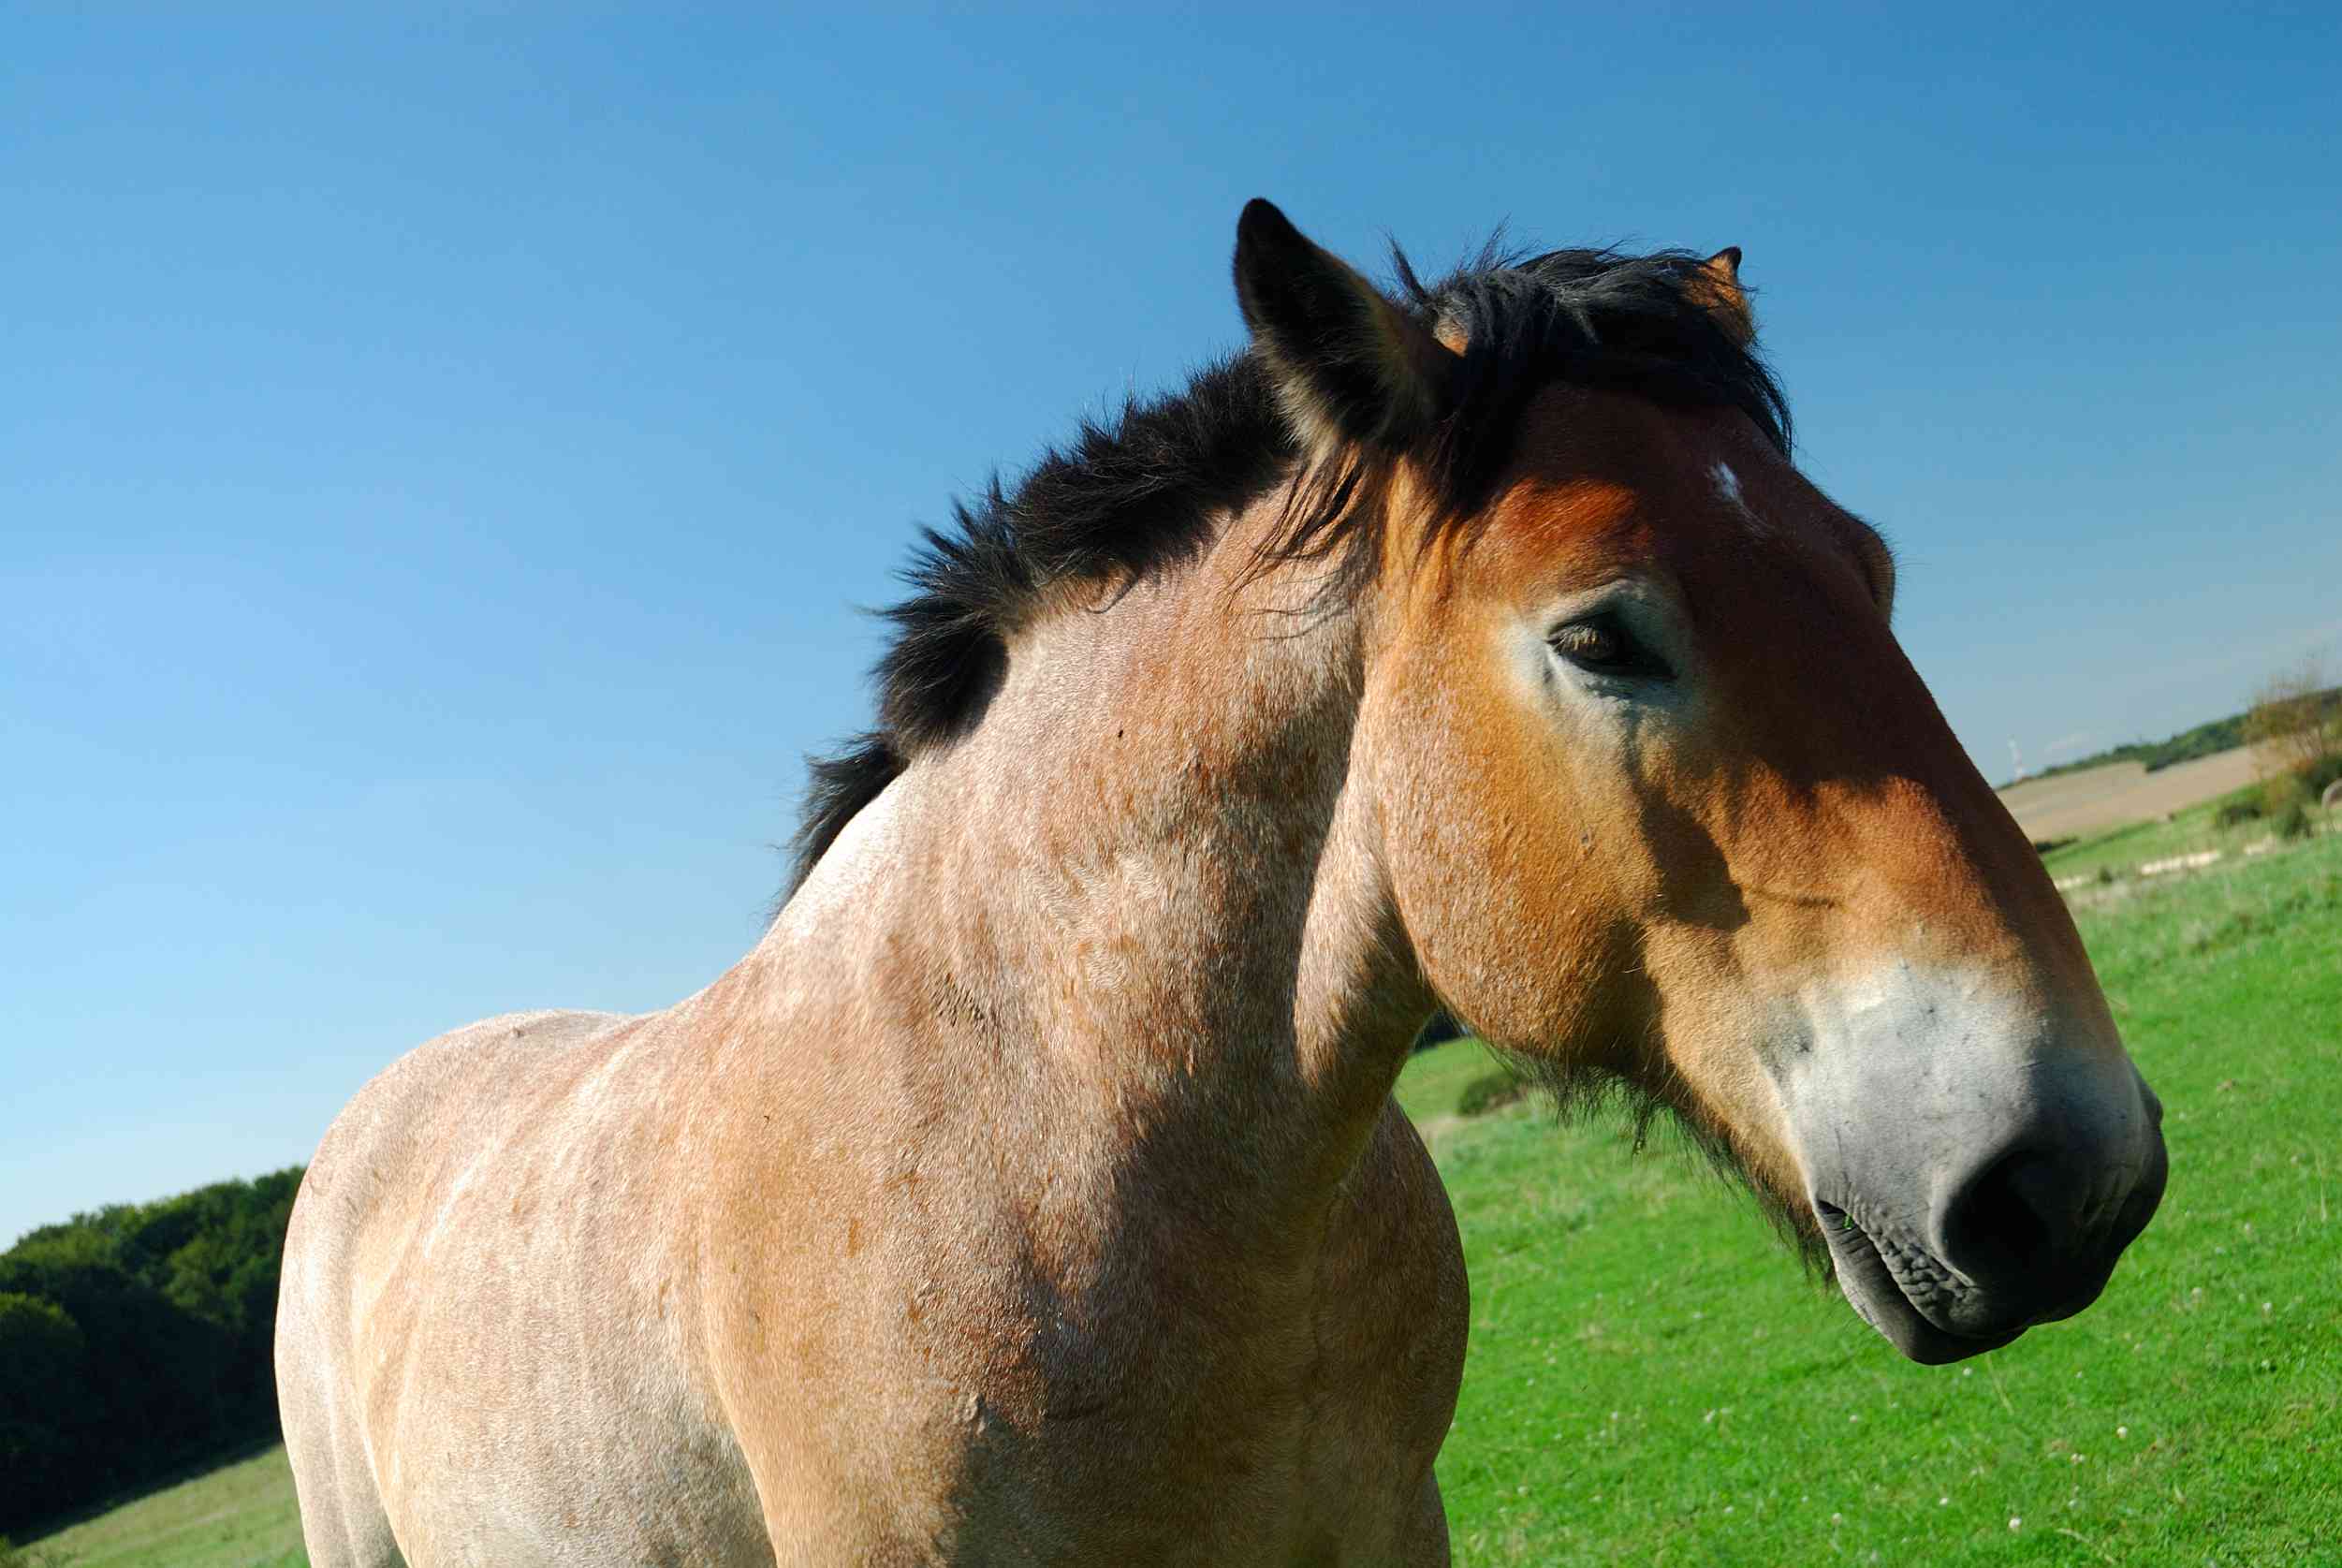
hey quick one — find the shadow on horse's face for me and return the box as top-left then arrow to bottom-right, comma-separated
1361,386 -> 2165,1363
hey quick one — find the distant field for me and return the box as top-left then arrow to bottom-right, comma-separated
2036,762 -> 2328,887
35,830 -> 2341,1566
1999,746 -> 2260,843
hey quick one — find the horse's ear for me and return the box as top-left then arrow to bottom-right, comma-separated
1690,246 -> 1756,346
1234,199 -> 1458,453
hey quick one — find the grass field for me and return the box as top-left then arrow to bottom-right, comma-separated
15,1446 -> 302,1568
29,834 -> 2340,1566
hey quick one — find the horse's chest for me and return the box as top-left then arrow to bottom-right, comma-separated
761,1182 -> 1462,1562
696,1066 -> 1467,1563
861,1327 -> 1427,1564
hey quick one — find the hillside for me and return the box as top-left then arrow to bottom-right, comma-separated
2007,685 -> 2339,789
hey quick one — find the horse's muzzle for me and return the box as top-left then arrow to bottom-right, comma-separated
1813,1069 -> 2168,1364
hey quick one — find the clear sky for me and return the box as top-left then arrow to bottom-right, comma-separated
5,7 -> 2336,1245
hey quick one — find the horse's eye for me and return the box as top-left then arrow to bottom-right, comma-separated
1548,619 -> 1670,680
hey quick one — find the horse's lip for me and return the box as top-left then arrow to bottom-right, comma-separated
1814,1198 -> 2023,1365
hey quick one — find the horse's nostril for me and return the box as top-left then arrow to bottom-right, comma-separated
1940,1149 -> 2075,1278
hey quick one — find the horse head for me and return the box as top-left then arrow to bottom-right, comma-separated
1236,199 -> 2166,1363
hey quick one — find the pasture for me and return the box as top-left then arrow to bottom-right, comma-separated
13,1447 -> 301,1568
26,832 -> 2338,1567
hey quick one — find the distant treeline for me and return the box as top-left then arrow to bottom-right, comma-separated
0,1168 -> 303,1535
2015,687 -> 2341,786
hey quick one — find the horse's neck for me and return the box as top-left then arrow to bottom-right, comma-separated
771,505 -> 1433,1210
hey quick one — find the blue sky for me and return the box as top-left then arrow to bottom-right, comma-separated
5,6 -> 2336,1244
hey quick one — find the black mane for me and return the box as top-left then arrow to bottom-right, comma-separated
783,243 -> 1792,897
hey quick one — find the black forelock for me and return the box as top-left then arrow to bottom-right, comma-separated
1398,242 -> 1791,513
782,240 -> 1793,900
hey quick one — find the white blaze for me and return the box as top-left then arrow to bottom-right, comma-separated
1710,460 -> 1744,507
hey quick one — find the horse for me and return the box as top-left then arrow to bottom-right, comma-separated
276,199 -> 2167,1566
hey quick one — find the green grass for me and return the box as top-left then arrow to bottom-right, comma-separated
25,1447 -> 303,1568
37,836 -> 2342,1566
1412,831 -> 2342,1564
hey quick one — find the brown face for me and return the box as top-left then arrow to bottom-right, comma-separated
1230,198 -> 2166,1361
1361,387 -> 2166,1362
